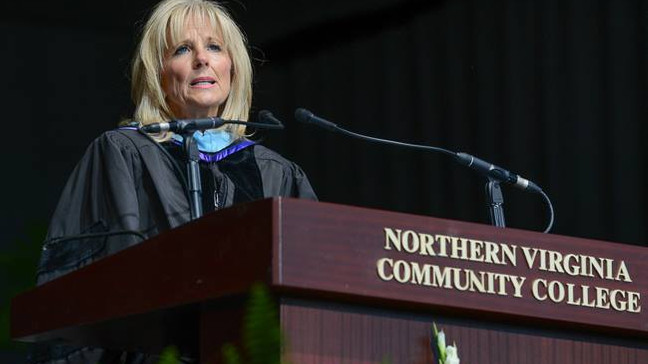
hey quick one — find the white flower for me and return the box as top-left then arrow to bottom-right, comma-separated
444,343 -> 460,364
437,330 -> 446,347
437,330 -> 446,359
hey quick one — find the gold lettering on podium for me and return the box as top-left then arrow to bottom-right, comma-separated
521,247 -> 632,282
377,227 -> 642,314
531,279 -> 641,313
376,258 -> 526,298
384,228 -> 517,266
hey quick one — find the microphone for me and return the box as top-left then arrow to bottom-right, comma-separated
140,117 -> 226,133
454,153 -> 541,193
257,110 -> 285,127
140,112 -> 284,134
294,107 -> 542,194
294,108 -> 337,131
294,107 -> 554,233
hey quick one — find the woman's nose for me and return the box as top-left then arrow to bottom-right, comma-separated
193,49 -> 209,68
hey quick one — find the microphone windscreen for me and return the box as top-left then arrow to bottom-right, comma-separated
257,110 -> 284,127
294,108 -> 314,123
258,110 -> 273,123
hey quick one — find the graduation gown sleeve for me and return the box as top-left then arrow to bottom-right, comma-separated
37,129 -> 190,284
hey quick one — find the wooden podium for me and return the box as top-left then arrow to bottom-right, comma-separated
11,197 -> 648,363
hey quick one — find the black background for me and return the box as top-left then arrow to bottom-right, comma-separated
2,0 -> 647,245
2,0 -> 647,361
4,0 -> 645,244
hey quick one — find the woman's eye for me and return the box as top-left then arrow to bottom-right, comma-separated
173,45 -> 190,56
208,44 -> 222,52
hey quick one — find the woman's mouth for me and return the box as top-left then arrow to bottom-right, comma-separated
190,77 -> 216,87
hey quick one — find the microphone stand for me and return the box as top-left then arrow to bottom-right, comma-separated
140,111 -> 285,221
486,179 -> 506,227
184,133 -> 203,220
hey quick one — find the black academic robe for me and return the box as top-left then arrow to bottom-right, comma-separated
30,128 -> 316,364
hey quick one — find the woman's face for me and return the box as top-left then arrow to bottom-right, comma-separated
161,16 -> 232,119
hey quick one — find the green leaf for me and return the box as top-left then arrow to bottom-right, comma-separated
222,343 -> 242,364
157,345 -> 180,364
221,282 -> 287,364
243,283 -> 282,364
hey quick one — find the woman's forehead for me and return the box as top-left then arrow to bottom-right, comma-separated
167,12 -> 223,43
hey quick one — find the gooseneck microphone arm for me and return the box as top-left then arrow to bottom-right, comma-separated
139,110 -> 285,220
295,108 -> 456,156
139,115 -> 284,134
294,108 -> 554,233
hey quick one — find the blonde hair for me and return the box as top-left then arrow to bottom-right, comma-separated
130,0 -> 252,139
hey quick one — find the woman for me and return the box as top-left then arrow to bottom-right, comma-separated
31,0 -> 316,362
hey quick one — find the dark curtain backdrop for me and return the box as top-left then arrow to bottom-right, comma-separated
251,0 -> 648,246
1,0 -> 647,249
1,1 -> 647,361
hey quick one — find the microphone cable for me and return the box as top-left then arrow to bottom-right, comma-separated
42,230 -> 148,251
